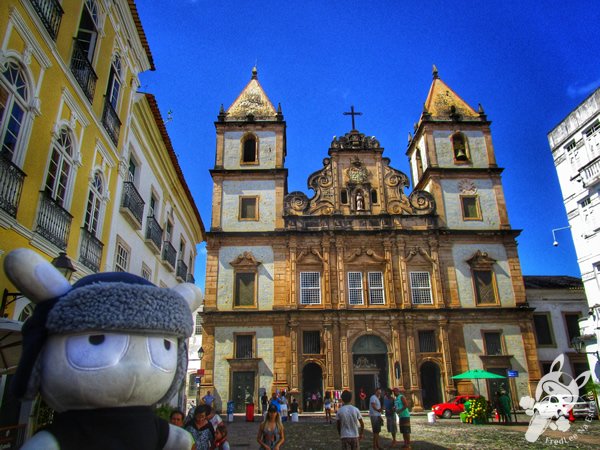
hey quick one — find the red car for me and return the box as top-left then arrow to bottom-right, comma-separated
431,395 -> 481,418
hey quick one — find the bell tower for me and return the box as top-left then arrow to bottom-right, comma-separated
406,66 -> 510,230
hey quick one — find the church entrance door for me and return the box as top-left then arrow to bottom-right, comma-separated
302,363 -> 323,412
420,361 -> 442,408
352,335 -> 388,407
231,371 -> 255,413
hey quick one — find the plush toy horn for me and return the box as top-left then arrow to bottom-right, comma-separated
3,248 -> 72,303
171,283 -> 203,313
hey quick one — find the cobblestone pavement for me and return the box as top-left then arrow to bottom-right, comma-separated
223,412 -> 600,449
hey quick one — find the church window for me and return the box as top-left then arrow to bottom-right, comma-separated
241,134 -> 258,164
370,189 -> 378,204
410,271 -> 433,304
239,196 -> 258,220
0,60 -> 29,162
341,190 -> 348,204
234,272 -> 256,307
533,313 -> 555,347
461,195 -> 481,220
564,313 -> 581,347
303,331 -> 321,354
347,272 -> 364,305
473,270 -> 497,304
418,330 -> 437,352
415,149 -> 424,180
451,132 -> 469,162
483,331 -> 503,355
368,272 -> 385,304
347,271 -> 385,306
235,334 -> 254,359
45,127 -> 75,208
195,313 -> 203,335
300,272 -> 321,305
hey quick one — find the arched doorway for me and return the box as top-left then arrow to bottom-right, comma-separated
420,361 -> 442,408
352,335 -> 388,407
302,362 -> 323,412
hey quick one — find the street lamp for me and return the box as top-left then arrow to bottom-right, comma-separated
551,225 -> 571,247
572,335 -> 599,358
197,346 -> 205,362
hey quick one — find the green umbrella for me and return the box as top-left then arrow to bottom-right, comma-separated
452,369 -> 506,394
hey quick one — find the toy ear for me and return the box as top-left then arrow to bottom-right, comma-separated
3,248 -> 71,303
574,370 -> 591,389
171,283 -> 203,312
548,354 -> 564,374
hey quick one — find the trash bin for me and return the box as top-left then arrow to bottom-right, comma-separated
291,412 -> 299,422
427,411 -> 437,423
227,401 -> 235,423
245,403 -> 254,422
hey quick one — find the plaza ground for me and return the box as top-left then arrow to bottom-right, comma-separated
224,412 -> 600,449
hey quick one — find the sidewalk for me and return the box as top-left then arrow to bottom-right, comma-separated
223,412 -> 600,449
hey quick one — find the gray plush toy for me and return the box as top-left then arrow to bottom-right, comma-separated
4,248 -> 201,450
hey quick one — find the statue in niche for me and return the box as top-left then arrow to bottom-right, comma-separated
356,191 -> 365,210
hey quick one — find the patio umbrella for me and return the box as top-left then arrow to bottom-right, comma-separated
452,369 -> 506,394
0,319 -> 23,375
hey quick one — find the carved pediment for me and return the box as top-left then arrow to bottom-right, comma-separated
466,250 -> 496,269
345,247 -> 387,263
284,158 -> 335,216
297,248 -> 324,264
405,247 -> 435,264
331,130 -> 380,150
230,252 -> 261,269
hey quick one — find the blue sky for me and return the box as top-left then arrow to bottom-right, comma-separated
136,1 -> 600,290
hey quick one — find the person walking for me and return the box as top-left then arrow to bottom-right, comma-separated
336,390 -> 364,450
257,404 -> 285,450
384,390 -> 398,447
369,388 -> 384,450
359,388 -> 367,411
324,391 -> 333,424
498,390 -> 512,424
393,387 -> 411,449
261,391 -> 269,415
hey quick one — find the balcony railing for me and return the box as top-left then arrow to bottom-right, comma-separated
79,227 -> 103,272
35,191 -> 72,250
70,40 -> 97,102
162,241 -> 177,270
0,156 -> 26,217
186,273 -> 195,284
120,181 -> 144,229
102,100 -> 121,146
29,0 -> 63,40
176,259 -> 188,281
581,156 -> 600,187
145,216 -> 163,254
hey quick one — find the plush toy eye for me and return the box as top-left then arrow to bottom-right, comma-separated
66,334 -> 129,370
147,337 -> 177,372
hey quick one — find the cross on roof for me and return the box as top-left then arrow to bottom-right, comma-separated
343,105 -> 362,130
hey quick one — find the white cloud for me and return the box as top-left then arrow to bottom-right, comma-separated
567,78 -> 600,98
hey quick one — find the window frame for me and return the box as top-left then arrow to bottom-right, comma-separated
114,236 -> 130,272
460,194 -> 482,221
368,271 -> 385,305
467,251 -> 500,306
482,330 -> 504,356
234,271 -> 257,308
44,127 -> 76,208
302,330 -> 321,355
240,133 -> 259,165
0,59 -> 30,164
83,170 -> 105,237
234,333 -> 255,359
532,312 -> 556,347
347,271 -> 364,305
106,54 -> 122,110
195,313 -> 203,335
347,270 -> 386,306
239,195 -> 259,221
409,271 -> 433,305
418,330 -> 437,353
451,131 -> 470,163
299,271 -> 322,305
563,312 -> 581,348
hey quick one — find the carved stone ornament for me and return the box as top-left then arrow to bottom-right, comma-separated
229,251 -> 261,269
458,179 -> 477,195
466,250 -> 496,269
354,356 -> 377,369
284,158 -> 335,216
345,247 -> 387,263
346,157 -> 370,184
331,130 -> 380,150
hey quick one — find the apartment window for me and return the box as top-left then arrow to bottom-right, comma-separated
128,157 -> 137,183
418,330 -> 437,353
533,313 -> 555,346
461,195 -> 481,220
235,334 -> 254,359
303,331 -> 321,354
179,238 -> 186,259
76,0 -> 100,62
564,313 -> 581,346
0,60 -> 29,161
234,272 -> 256,307
410,271 -> 433,304
580,197 -> 599,234
451,132 -> 469,162
239,196 -> 258,220
45,128 -> 75,207
241,134 -> 258,164
141,263 -> 152,281
149,194 -> 156,217
368,272 -> 385,304
195,313 -> 202,335
83,171 -> 104,236
483,332 -> 503,356
164,220 -> 173,243
106,54 -> 122,109
300,272 -> 321,305
347,272 -> 364,305
115,239 -> 130,272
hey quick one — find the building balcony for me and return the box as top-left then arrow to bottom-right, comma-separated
145,216 -> 163,254
102,100 -> 121,146
79,227 -> 103,272
120,181 -> 144,229
0,156 -> 26,218
35,190 -> 72,250
70,40 -> 97,102
186,273 -> 195,284
29,0 -> 63,40
581,156 -> 600,187
176,259 -> 188,282
162,241 -> 176,271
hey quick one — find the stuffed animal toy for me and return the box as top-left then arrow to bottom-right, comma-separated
4,248 -> 201,449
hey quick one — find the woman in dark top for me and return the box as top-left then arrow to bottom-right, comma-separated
185,404 -> 214,450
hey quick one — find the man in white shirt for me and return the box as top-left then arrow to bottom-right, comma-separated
369,388 -> 383,450
336,390 -> 364,450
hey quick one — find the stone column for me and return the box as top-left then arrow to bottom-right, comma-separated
289,318 -> 299,392
335,237 -> 346,309
322,236 -> 332,308
323,316 -> 334,391
439,319 -> 456,396
406,321 -> 423,411
340,323 -> 350,389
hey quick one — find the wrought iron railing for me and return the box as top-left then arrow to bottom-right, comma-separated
176,259 -> 188,281
29,0 -> 63,40
145,216 -> 163,252
162,241 -> 177,269
102,100 -> 121,145
35,191 -> 72,250
79,227 -> 103,272
120,181 -> 144,228
70,39 -> 98,102
0,156 -> 26,217
186,273 -> 195,284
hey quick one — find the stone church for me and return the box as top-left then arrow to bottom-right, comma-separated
201,67 -> 540,412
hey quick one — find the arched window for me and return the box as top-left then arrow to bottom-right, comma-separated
45,128 -> 75,207
451,132 -> 469,162
84,170 -> 104,236
106,54 -> 122,109
0,60 -> 29,161
241,134 -> 258,164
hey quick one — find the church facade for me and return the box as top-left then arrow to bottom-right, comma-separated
201,68 -> 541,412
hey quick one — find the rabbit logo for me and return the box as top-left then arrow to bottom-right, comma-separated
519,354 -> 591,443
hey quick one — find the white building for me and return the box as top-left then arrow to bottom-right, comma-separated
548,88 -> 600,382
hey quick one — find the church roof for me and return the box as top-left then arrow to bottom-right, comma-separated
423,66 -> 479,120
523,275 -> 583,290
224,67 -> 279,121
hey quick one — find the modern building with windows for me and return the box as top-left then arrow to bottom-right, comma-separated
548,87 -> 600,382
201,68 -> 541,412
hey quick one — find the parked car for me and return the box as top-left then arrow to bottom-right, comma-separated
431,395 -> 481,419
533,394 -> 597,419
